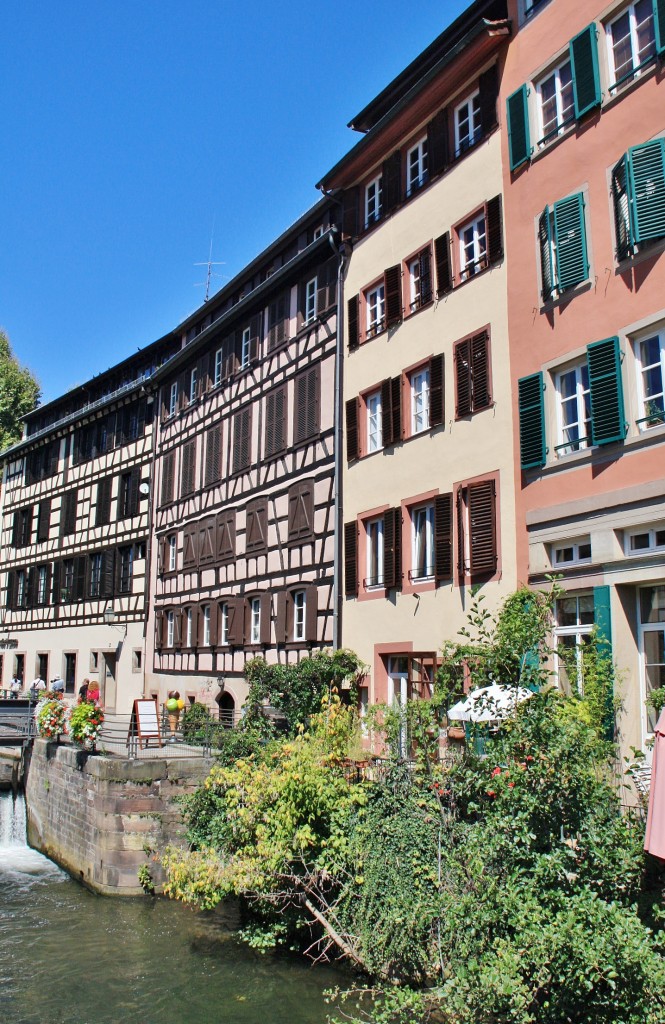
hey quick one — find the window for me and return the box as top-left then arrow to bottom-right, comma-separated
89,553 -> 103,597
552,538 -> 592,565
166,610 -> 175,648
412,504 -> 434,581
606,0 -> 656,87
554,593 -> 595,694
635,330 -> 665,428
406,137 -> 428,195
168,534 -> 177,572
455,91 -> 482,156
367,390 -> 382,452
118,546 -> 133,594
240,327 -> 251,370
555,361 -> 591,456
304,277 -> 317,325
612,140 -> 665,260
189,367 -> 198,404
169,381 -> 178,417
626,524 -> 665,553
536,59 -> 574,143
16,570 -> 26,609
220,603 -> 229,645
365,283 -> 385,337
407,248 -> 432,312
250,597 -> 261,644
37,566 -> 48,605
365,517 -> 384,589
365,175 -> 383,227
640,586 -> 665,734
13,506 -> 33,548
293,590 -> 306,642
202,605 -> 211,646
118,469 -> 139,519
62,560 -> 74,603
184,608 -> 193,647
539,193 -> 589,301
213,347 -> 223,387
410,368 -> 430,435
459,213 -> 487,280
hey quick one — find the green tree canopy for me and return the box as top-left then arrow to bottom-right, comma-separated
0,330 -> 40,453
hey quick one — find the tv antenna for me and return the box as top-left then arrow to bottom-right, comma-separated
195,227 -> 226,302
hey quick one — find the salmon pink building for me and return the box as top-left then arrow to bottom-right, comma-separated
502,0 -> 665,754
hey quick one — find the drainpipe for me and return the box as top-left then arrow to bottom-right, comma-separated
330,234 -> 350,651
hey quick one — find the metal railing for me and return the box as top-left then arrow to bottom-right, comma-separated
0,699 -> 36,746
97,708 -> 240,760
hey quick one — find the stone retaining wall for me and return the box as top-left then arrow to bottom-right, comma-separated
25,740 -> 212,895
0,749 -> 21,791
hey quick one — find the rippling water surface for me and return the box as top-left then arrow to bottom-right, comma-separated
0,793 -> 341,1024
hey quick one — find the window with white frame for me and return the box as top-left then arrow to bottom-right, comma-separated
38,566 -> 48,605
535,58 -> 574,142
367,390 -> 382,452
313,225 -> 324,240
202,604 -> 211,646
626,524 -> 665,554
16,570 -> 26,608
554,592 -> 595,694
365,517 -> 384,589
220,603 -> 229,645
635,330 -> 665,429
240,327 -> 251,370
555,361 -> 591,456
365,175 -> 383,227
412,504 -> 435,581
89,553 -> 103,598
189,367 -> 198,404
552,538 -> 592,566
185,608 -> 193,647
169,382 -> 178,417
166,609 -> 175,647
304,276 -> 317,325
214,347 -> 223,387
639,585 -> 665,735
365,283 -> 385,337
606,0 -> 656,87
168,534 -> 177,572
410,368 -> 430,435
455,91 -> 482,155
293,589 -> 306,641
459,213 -> 487,280
250,597 -> 261,644
408,256 -> 422,311
406,137 -> 428,195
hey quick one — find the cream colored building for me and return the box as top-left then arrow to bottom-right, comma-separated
318,0 -> 518,709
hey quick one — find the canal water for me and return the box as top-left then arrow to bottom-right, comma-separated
0,792 -> 342,1024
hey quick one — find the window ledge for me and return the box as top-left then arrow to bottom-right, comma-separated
615,236 -> 665,276
540,278 -> 592,314
404,297 -> 434,321
534,421 -> 665,478
602,63 -> 657,113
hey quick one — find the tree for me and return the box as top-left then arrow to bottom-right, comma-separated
0,330 -> 40,452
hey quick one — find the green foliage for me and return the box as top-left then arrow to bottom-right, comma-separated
180,701 -> 216,745
241,649 -> 365,737
137,863 -> 155,895
0,330 -> 40,453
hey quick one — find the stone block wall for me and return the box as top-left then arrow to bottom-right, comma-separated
25,740 -> 212,895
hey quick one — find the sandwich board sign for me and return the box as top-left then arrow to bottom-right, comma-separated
128,699 -> 162,750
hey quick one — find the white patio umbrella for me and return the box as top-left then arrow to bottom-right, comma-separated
447,682 -> 534,723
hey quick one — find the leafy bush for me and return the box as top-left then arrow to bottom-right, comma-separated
35,696 -> 67,739
68,701 -> 104,747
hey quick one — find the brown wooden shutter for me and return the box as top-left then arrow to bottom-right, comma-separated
189,606 -> 199,648
249,313 -> 261,362
347,294 -> 359,351
287,481 -> 314,544
381,379 -> 393,445
427,107 -> 449,177
226,598 -> 243,646
51,562 -> 60,605
479,64 -> 499,135
173,609 -> 183,649
382,150 -> 402,213
384,265 -> 402,327
471,331 -> 491,410
434,494 -> 453,584
268,294 -> 289,351
342,186 -> 359,238
11,511 -> 19,547
344,520 -> 358,598
469,480 -> 497,576
260,593 -> 272,645
275,592 -> 287,644
182,525 -> 197,570
215,510 -> 236,564
101,550 -> 115,598
317,257 -> 336,315
208,603 -> 218,647
455,339 -> 472,418
434,232 -> 452,296
346,398 -> 360,461
294,366 -> 320,444
265,385 -> 286,459
197,354 -> 209,396
95,478 -> 111,527
161,453 -> 175,506
27,567 -> 38,608
182,441 -> 197,495
205,424 -> 222,486
486,195 -> 503,264
198,516 -> 215,566
456,488 -> 466,583
74,555 -> 86,601
154,610 -> 164,651
305,584 -> 318,642
233,407 -> 251,473
383,508 -> 402,590
429,354 -> 445,427
246,499 -> 268,555
390,375 -> 402,443
128,466 -> 140,517
419,247 -> 432,305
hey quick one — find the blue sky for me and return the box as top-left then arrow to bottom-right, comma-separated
2,1 -> 468,404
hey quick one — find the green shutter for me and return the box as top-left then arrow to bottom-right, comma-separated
611,154 -> 634,261
553,193 -> 588,291
570,24 -> 601,119
655,0 -> 665,55
518,373 -> 547,469
627,139 -> 665,243
593,584 -> 614,741
538,207 -> 554,303
587,337 -> 626,445
507,85 -> 531,172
